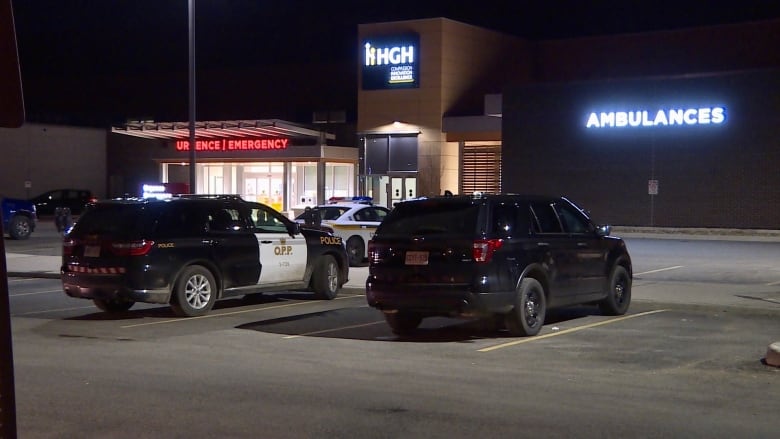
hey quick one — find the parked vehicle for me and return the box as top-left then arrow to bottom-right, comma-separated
61,195 -> 349,316
295,197 -> 390,266
1,196 -> 37,240
366,193 -> 632,336
30,188 -> 96,216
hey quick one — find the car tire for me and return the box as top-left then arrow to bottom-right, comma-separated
92,298 -> 135,313
599,265 -> 631,316
9,215 -> 32,240
310,255 -> 339,300
505,278 -> 546,337
171,265 -> 217,317
346,236 -> 365,266
384,311 -> 422,335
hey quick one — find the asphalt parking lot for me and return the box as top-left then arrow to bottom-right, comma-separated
4,223 -> 780,437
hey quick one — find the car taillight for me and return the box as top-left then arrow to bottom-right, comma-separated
111,240 -> 154,256
62,238 -> 75,256
367,241 -> 382,264
473,239 -> 503,263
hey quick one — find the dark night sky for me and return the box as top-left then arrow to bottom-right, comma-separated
11,0 -> 780,126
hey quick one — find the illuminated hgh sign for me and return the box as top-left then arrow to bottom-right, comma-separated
364,42 -> 414,66
586,107 -> 726,128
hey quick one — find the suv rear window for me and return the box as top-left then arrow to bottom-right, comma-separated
71,204 -> 157,240
377,201 -> 480,236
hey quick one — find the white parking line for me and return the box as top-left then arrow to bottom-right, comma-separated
10,289 -> 63,297
477,309 -> 669,352
120,294 -> 365,329
767,280 -> 780,286
635,265 -> 684,276
16,305 -> 96,315
283,320 -> 385,339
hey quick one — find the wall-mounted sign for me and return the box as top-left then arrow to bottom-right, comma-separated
175,138 -> 289,152
361,33 -> 419,90
586,106 -> 726,129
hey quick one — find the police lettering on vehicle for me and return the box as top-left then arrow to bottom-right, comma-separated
157,243 -> 175,248
321,236 -> 342,245
274,245 -> 293,256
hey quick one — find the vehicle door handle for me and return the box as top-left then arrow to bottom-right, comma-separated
537,242 -> 549,247
260,240 -> 272,244
577,242 -> 589,247
202,239 -> 216,246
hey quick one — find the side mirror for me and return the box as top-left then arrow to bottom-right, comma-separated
287,221 -> 301,237
596,224 -> 611,237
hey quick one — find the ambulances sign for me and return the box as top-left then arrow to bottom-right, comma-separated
586,106 -> 726,129
361,34 -> 419,90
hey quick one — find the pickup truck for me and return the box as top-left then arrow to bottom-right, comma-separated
1,196 -> 37,240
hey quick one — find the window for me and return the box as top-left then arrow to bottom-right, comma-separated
462,143 -> 501,194
530,202 -> 562,234
248,206 -> 288,233
556,203 -> 591,234
492,203 -> 531,238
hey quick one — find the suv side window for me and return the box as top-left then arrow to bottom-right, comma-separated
530,202 -> 562,234
208,207 -> 243,232
155,204 -> 208,237
556,203 -> 592,234
248,205 -> 288,233
492,203 -> 532,238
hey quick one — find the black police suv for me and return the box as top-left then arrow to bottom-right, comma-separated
366,193 -> 632,336
61,195 -> 349,316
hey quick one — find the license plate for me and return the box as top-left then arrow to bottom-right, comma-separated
84,245 -> 101,257
405,251 -> 429,266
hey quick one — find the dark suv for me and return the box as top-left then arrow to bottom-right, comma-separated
62,195 -> 349,316
366,193 -> 632,336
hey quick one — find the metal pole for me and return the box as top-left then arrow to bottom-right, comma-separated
188,0 -> 197,193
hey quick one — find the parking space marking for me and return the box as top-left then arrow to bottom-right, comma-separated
17,305 -> 96,315
477,309 -> 668,352
120,294 -> 365,329
767,280 -> 780,286
635,266 -> 683,276
10,289 -> 64,297
283,321 -> 385,339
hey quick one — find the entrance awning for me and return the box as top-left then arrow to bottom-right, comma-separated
111,119 -> 335,141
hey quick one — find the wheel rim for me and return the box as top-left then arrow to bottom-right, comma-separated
15,220 -> 29,236
326,261 -> 338,292
524,289 -> 541,328
614,277 -> 626,305
185,274 -> 212,310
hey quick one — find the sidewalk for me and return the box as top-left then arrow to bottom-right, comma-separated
5,252 -> 62,279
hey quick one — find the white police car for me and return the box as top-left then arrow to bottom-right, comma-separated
295,197 -> 390,266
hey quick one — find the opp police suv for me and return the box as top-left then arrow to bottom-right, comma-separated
366,193 -> 632,336
61,195 -> 349,316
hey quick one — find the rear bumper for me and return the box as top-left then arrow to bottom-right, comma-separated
365,276 -> 514,317
61,270 -> 170,304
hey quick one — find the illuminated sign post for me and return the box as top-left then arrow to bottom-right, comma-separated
586,106 -> 726,128
361,34 -> 420,90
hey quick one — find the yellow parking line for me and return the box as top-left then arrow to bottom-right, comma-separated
283,320 -> 385,339
120,294 -> 364,329
478,309 -> 668,352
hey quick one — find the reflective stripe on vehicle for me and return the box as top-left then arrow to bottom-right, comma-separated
67,265 -> 127,274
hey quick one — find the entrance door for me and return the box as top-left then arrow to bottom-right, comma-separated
387,176 -> 417,206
